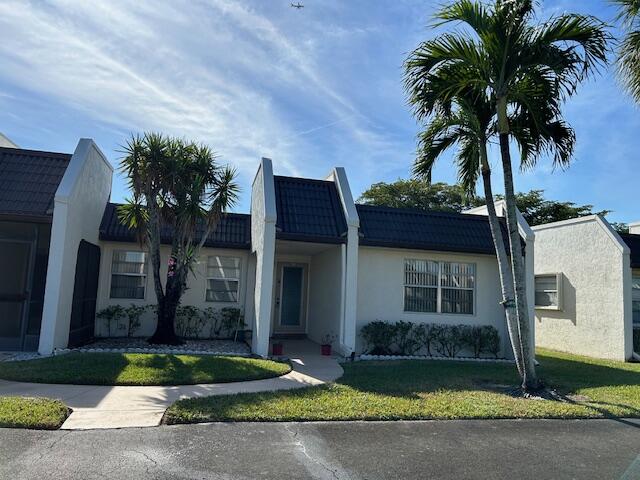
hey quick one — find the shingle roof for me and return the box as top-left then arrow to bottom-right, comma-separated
356,204 -> 512,255
0,147 -> 72,218
274,175 -> 348,243
99,203 -> 251,249
620,233 -> 640,268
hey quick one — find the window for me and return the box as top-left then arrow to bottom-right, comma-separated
206,256 -> 240,302
110,251 -> 147,299
404,259 -> 475,314
632,274 -> 640,325
535,273 -> 563,310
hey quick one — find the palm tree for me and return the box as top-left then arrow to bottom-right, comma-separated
410,90 -> 575,379
405,0 -> 608,391
412,93 -> 524,374
612,0 -> 640,102
118,133 -> 239,344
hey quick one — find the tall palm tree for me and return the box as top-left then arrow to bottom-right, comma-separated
412,94 -> 523,374
612,0 -> 640,102
411,91 -> 575,379
405,0 -> 608,391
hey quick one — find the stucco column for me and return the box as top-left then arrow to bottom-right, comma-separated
39,139 -> 113,354
250,158 -> 277,357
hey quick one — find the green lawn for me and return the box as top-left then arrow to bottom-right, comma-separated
165,349 -> 640,424
0,353 -> 291,386
0,397 -> 70,429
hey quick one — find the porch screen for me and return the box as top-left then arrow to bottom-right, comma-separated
206,256 -> 240,302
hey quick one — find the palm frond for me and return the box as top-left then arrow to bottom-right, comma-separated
617,29 -> 640,102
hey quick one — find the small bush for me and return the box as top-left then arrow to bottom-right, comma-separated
393,321 -> 420,355
96,305 -> 126,337
460,325 -> 500,358
220,307 -> 245,340
360,321 -> 396,355
175,305 -> 206,338
634,328 -> 640,353
433,324 -> 465,358
124,304 -> 148,337
414,323 -> 438,356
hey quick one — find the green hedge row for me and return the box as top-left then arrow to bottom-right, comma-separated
360,320 -> 501,358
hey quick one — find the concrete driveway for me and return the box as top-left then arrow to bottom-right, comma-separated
1,419 -> 638,479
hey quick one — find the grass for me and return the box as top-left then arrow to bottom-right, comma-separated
0,397 -> 70,429
0,353 -> 291,386
164,349 -> 640,424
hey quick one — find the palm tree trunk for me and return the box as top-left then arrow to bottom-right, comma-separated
496,99 -> 538,391
479,144 -> 524,376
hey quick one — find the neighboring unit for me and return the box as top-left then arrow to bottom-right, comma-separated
0,142 -> 535,361
533,216 -> 639,361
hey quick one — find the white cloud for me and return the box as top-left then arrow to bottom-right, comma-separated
0,0 -> 399,186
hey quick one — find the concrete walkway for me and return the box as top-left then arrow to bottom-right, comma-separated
0,340 -> 343,430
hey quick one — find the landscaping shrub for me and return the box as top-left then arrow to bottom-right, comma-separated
634,327 -> 640,353
413,323 -> 438,356
96,305 -> 126,337
359,321 -> 502,358
175,305 -> 206,338
360,321 -> 396,355
433,324 -> 465,358
393,321 -> 420,355
460,325 -> 501,358
220,307 -> 245,340
124,304 -> 148,337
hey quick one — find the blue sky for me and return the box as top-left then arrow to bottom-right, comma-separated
0,0 -> 637,223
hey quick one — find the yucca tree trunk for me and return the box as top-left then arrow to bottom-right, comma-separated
497,99 -> 538,391
479,144 -> 524,376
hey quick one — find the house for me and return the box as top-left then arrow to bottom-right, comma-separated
533,216 -> 639,361
1,140 -> 535,359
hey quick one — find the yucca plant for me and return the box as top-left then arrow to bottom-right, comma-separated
118,133 -> 239,345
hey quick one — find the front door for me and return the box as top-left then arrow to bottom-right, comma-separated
0,240 -> 33,350
274,263 -> 307,333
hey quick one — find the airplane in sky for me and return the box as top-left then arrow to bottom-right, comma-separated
291,2 -> 304,9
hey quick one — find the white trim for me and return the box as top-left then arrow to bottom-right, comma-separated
327,167 -> 360,228
532,215 -> 630,255
258,157 -> 277,223
55,139 -> 113,204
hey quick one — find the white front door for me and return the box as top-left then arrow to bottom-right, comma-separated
274,262 -> 307,334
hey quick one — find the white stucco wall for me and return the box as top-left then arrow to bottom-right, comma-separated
95,242 -> 253,337
307,247 -> 343,346
327,167 -> 359,355
533,216 -> 632,361
355,246 -> 511,357
39,139 -> 113,354
250,158 -> 277,357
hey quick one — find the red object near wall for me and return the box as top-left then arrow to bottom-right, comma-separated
272,343 -> 283,356
321,344 -> 332,356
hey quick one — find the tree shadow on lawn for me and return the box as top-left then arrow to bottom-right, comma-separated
166,354 -> 640,424
338,353 -> 640,398
0,353 -> 290,386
